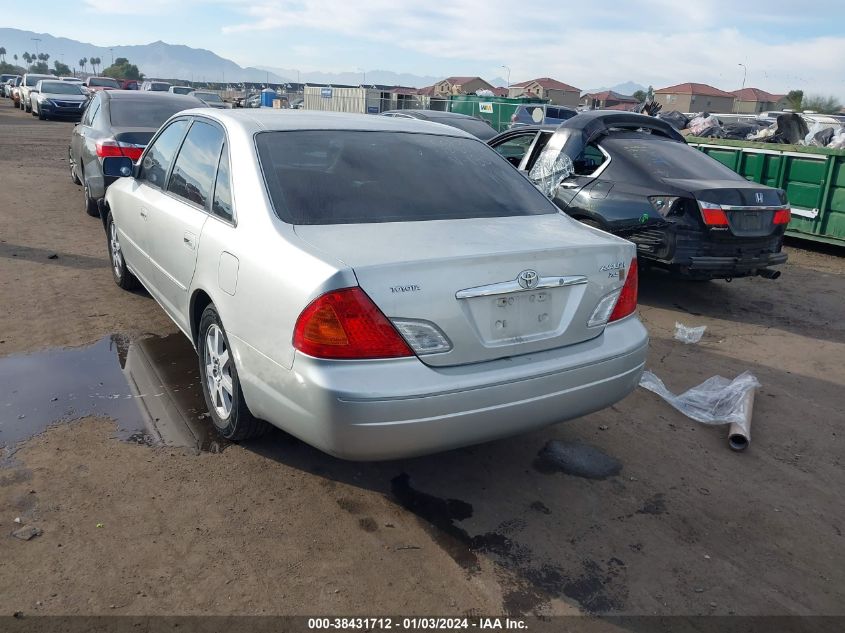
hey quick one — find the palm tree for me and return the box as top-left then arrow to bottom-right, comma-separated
38,52 -> 50,63
0,47 -> 6,62
91,56 -> 101,74
23,52 -> 31,65
79,57 -> 87,73
13,53 -> 18,63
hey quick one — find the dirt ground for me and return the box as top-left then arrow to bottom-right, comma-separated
1,103 -> 844,620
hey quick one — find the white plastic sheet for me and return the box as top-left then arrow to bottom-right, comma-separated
674,322 -> 706,344
528,152 -> 574,198
639,370 -> 759,429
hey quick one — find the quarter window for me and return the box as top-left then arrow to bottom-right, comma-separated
139,119 -> 189,190
211,143 -> 233,222
167,120 -> 225,209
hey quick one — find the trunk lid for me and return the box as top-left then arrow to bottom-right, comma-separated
666,178 -> 787,238
294,215 -> 634,367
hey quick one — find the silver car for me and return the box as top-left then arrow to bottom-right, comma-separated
102,110 -> 648,460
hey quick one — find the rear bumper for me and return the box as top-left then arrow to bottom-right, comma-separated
235,316 -> 648,460
687,252 -> 788,273
629,225 -> 787,278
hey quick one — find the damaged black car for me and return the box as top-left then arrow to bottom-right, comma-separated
488,111 -> 790,280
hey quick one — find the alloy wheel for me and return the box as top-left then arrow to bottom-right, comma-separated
204,324 -> 234,420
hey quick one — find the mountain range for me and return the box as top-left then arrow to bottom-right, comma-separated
1,28 -> 638,93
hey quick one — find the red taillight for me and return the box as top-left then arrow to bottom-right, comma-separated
701,207 -> 729,226
95,140 -> 144,161
609,259 -> 638,322
773,208 -> 791,224
293,287 -> 413,360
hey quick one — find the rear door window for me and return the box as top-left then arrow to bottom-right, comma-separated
139,119 -> 190,189
110,99 -> 197,128
256,130 -> 555,224
572,144 -> 608,176
166,120 -> 225,209
492,132 -> 538,166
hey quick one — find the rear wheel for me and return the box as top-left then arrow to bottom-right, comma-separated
107,214 -> 139,290
82,175 -> 99,217
68,148 -> 81,185
199,305 -> 269,441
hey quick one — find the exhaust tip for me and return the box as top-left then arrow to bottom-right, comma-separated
729,433 -> 749,452
758,269 -> 781,280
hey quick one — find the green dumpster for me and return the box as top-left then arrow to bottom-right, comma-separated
448,94 -> 546,133
688,137 -> 845,246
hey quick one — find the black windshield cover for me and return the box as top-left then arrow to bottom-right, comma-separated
257,130 -> 554,224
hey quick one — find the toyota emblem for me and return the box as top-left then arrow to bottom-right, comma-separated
517,269 -> 540,289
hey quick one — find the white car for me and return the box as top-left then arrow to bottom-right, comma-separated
102,110 -> 647,460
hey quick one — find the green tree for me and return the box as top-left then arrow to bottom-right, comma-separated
632,90 -> 646,103
0,47 -> 6,62
53,60 -> 72,76
30,61 -> 49,73
102,58 -> 144,81
784,90 -> 803,111
22,52 -> 31,65
13,53 -> 18,63
79,57 -> 87,73
801,94 -> 842,115
90,56 -> 101,74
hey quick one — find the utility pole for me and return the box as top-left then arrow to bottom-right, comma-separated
501,64 -> 511,88
31,38 -> 41,56
110,48 -> 114,65
735,63 -> 747,113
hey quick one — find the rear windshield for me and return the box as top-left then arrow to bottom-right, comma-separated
603,136 -> 741,180
25,75 -> 51,87
256,130 -> 555,224
109,99 -> 196,128
171,86 -> 192,94
195,92 -> 222,102
149,82 -> 170,91
40,82 -> 84,94
89,77 -> 120,88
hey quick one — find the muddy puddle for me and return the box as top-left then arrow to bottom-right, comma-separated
0,333 -> 227,456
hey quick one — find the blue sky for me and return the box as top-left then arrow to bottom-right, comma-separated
1,0 -> 844,97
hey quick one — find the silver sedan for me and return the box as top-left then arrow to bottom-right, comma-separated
102,110 -> 647,460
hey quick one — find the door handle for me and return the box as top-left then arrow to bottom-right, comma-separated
183,232 -> 197,250
559,182 -> 579,189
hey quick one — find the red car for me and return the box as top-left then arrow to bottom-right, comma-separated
119,79 -> 139,90
84,76 -> 121,92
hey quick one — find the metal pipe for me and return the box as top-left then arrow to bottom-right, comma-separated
758,268 -> 781,279
728,388 -> 755,451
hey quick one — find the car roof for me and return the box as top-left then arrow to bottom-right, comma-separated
387,109 -> 486,122
180,109 -> 474,137
100,90 -> 203,104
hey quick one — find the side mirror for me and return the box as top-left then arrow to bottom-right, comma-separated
103,156 -> 133,178
30,89 -> 38,94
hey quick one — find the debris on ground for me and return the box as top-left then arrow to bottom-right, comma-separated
12,525 -> 43,541
674,322 -> 707,344
639,371 -> 759,451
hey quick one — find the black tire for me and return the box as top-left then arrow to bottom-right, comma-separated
37,108 -> 45,120
198,305 -> 269,441
69,148 -> 81,185
82,175 -> 99,217
106,213 -> 139,291
24,101 -> 31,113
